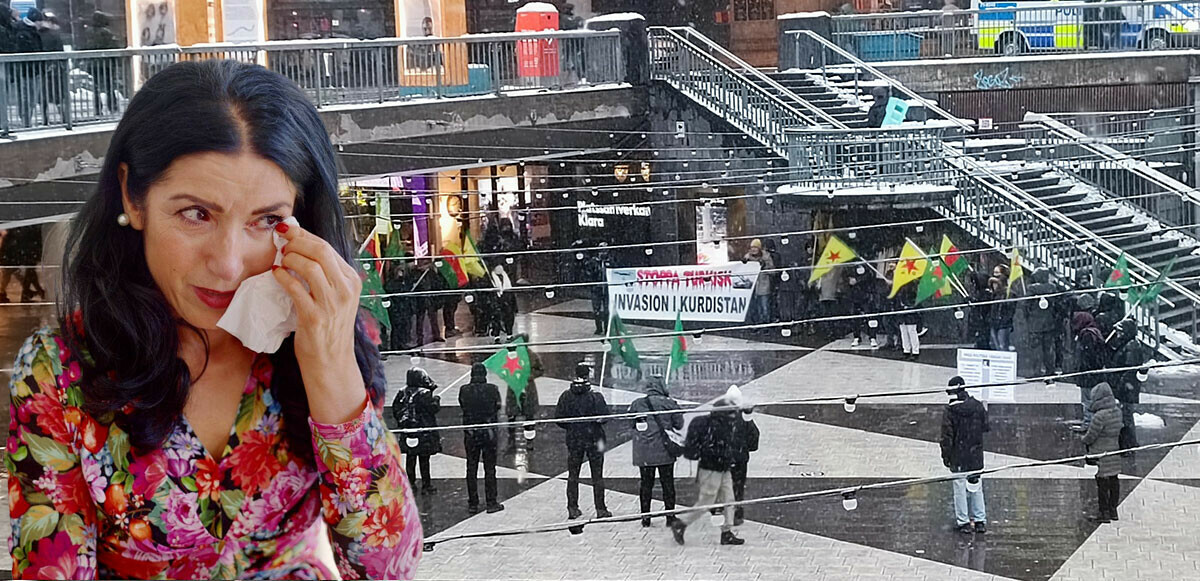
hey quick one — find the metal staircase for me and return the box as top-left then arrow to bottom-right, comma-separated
648,26 -> 1200,358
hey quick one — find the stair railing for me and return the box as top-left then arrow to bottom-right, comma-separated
648,27 -> 827,157
1025,112 -> 1200,232
658,27 -> 845,129
787,29 -> 973,135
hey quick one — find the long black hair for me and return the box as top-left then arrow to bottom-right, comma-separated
58,60 -> 385,462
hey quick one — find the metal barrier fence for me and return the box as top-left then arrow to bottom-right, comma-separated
830,0 -> 1199,62
785,126 -> 951,186
0,29 -> 625,136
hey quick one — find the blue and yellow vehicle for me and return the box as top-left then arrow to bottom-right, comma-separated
972,0 -> 1200,55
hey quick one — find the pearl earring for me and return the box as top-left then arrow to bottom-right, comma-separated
117,213 -> 130,227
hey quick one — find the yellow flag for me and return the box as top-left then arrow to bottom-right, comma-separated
1008,249 -> 1024,297
809,235 -> 858,283
889,239 -> 928,298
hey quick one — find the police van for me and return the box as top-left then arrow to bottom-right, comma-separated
972,0 -> 1200,55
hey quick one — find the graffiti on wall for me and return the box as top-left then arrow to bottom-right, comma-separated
973,67 -> 1024,90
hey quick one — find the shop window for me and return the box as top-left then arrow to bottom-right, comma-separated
732,0 -> 775,21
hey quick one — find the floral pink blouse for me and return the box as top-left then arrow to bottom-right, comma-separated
6,325 -> 423,579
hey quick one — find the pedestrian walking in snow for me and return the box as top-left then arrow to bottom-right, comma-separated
670,387 -> 746,546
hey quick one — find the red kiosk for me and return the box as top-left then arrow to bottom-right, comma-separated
515,2 -> 560,83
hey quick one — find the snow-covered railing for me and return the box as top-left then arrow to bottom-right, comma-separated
0,29 -> 624,136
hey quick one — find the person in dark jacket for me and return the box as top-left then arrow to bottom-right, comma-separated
846,265 -> 878,348
459,363 -> 504,514
1107,319 -> 1146,450
1072,312 -> 1108,432
392,367 -> 442,494
865,85 -> 891,128
671,390 -> 745,546
629,376 -> 683,528
555,363 -> 611,519
940,376 -> 989,534
85,11 -> 122,115
505,340 -> 542,451
1025,268 -> 1063,377
1081,382 -> 1124,523
1093,291 -> 1125,337
968,270 -> 993,349
729,389 -> 760,526
988,275 -> 1015,351
383,258 -> 413,351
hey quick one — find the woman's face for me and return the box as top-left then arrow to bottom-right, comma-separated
120,150 -> 297,331
992,266 -> 1005,279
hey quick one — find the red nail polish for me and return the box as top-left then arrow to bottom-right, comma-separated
271,265 -> 279,271
275,223 -> 289,234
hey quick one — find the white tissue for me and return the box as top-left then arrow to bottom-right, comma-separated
217,216 -> 301,353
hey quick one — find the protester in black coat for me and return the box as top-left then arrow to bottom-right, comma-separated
1026,269 -> 1064,376
968,271 -> 993,349
729,392 -> 760,526
940,376 -> 989,533
846,266 -> 879,347
392,367 -> 442,493
459,363 -> 504,513
1073,312 -> 1108,431
1107,319 -> 1146,450
555,363 -> 611,519
1093,291 -> 1125,337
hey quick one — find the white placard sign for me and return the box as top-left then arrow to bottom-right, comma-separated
956,348 -> 1017,402
607,262 -> 761,322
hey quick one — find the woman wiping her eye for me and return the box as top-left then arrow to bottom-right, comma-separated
4,60 -> 422,580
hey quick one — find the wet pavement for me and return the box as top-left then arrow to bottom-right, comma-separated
3,298 -> 1200,580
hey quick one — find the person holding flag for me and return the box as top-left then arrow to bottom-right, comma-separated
1025,268 -> 1066,377
988,265 -> 1016,351
890,239 -> 928,360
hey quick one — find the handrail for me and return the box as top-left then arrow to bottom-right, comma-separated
1026,112 -> 1200,214
949,148 -> 1183,311
0,29 -> 624,62
786,29 -> 974,135
659,26 -> 846,129
649,27 -> 824,156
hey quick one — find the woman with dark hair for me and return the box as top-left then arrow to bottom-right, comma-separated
4,60 -> 422,579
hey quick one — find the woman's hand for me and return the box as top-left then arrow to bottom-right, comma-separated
272,221 -> 368,424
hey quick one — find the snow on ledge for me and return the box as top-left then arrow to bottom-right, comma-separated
778,11 -> 830,19
586,12 -> 646,23
517,2 -> 558,13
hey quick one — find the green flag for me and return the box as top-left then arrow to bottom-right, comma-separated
1105,252 -> 1131,289
385,231 -> 405,259
483,339 -> 532,399
358,250 -> 391,333
1130,258 -> 1176,307
669,311 -> 689,374
915,256 -> 948,305
610,313 -> 641,370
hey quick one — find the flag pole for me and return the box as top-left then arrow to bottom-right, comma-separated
597,311 -> 612,390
